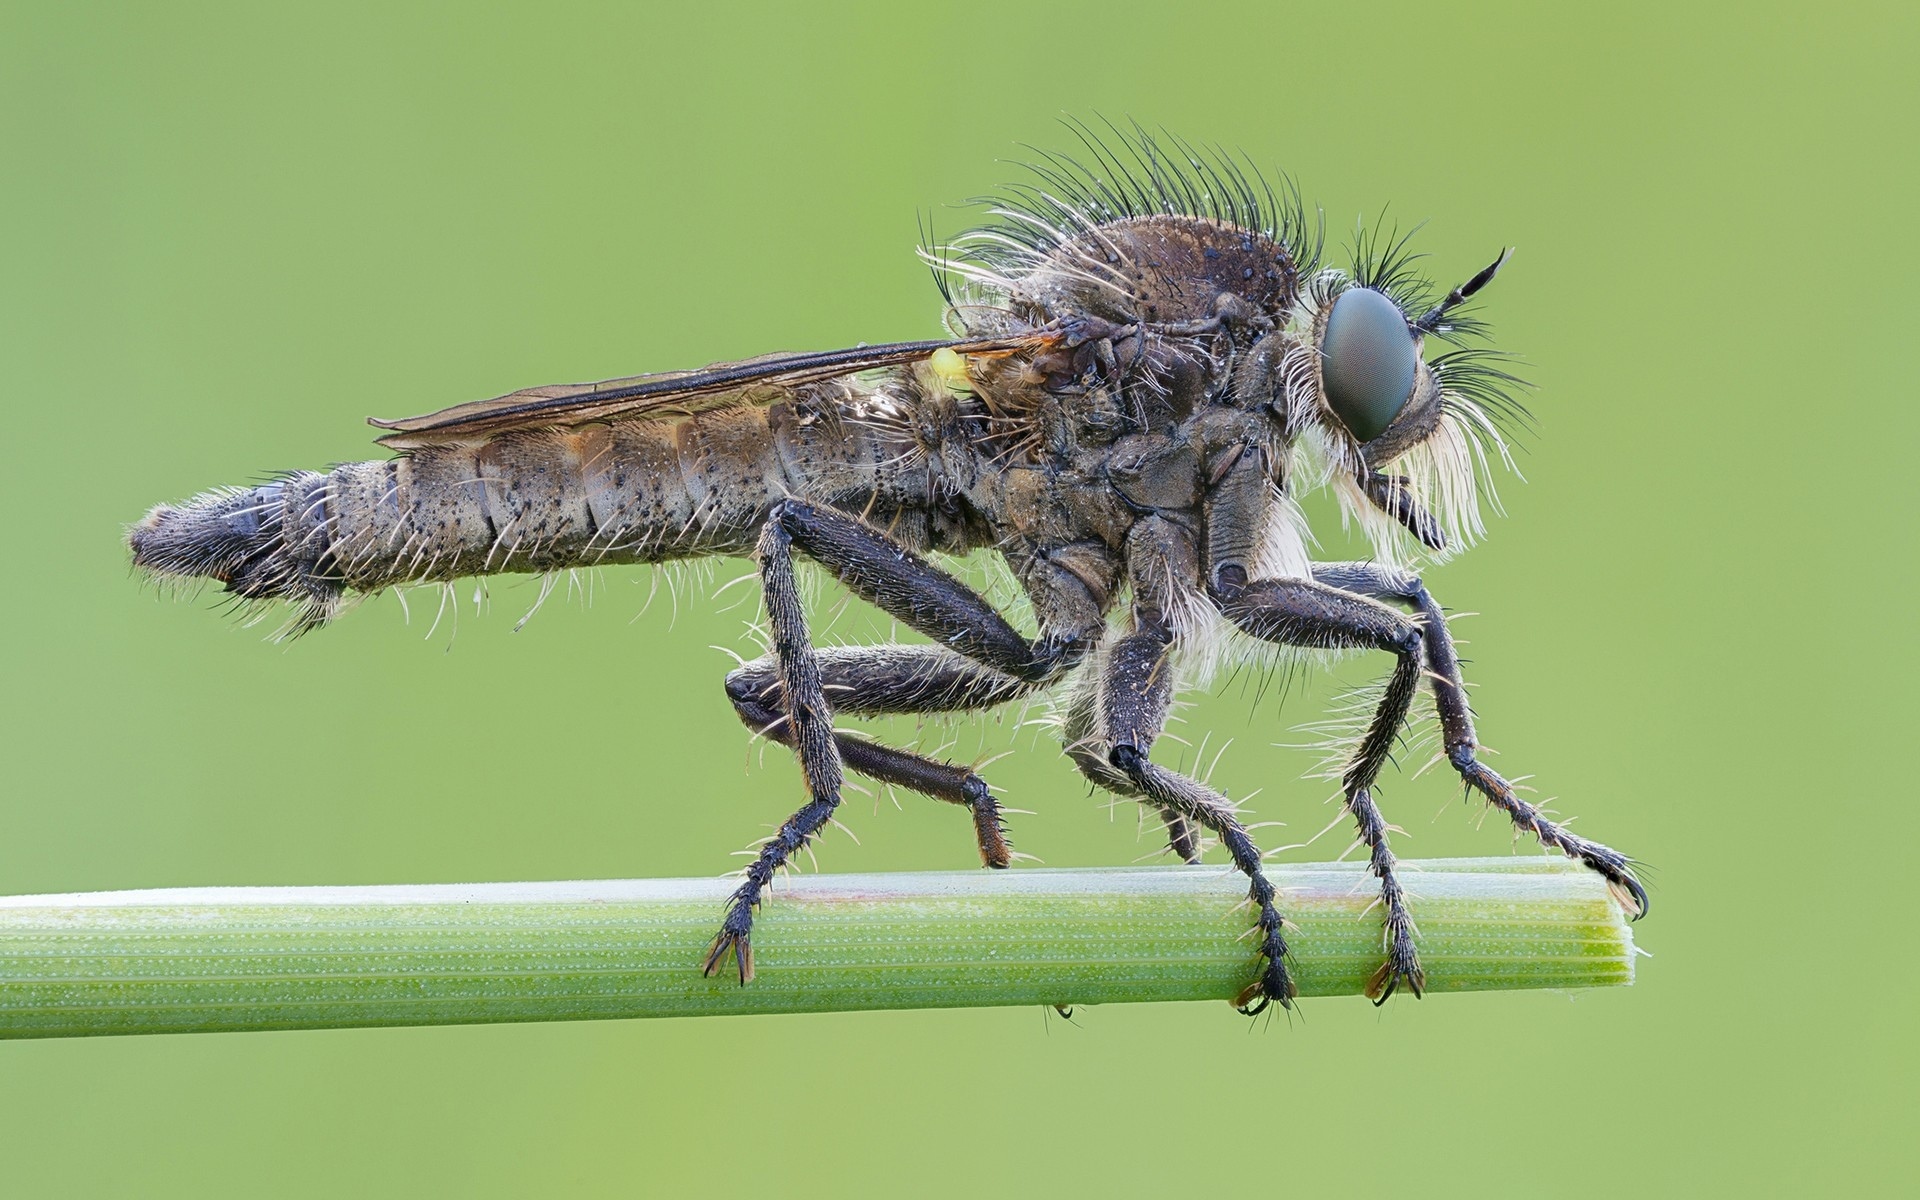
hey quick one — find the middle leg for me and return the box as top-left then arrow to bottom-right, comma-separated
1091,602 -> 1296,1013
1060,672 -> 1205,865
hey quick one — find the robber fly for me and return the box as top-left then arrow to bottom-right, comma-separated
129,127 -> 1645,1013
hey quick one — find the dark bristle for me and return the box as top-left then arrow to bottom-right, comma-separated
1431,348 -> 1536,440
949,119 -> 1323,292
1350,216 -> 1435,314
918,210 -> 956,309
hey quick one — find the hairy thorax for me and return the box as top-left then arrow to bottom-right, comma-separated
950,214 -> 1299,623
1008,214 -> 1298,328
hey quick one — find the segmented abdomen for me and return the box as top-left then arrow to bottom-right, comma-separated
129,402 -> 922,632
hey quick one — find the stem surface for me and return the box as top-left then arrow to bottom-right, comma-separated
0,857 -> 1633,1039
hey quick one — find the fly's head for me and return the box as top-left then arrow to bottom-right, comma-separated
926,124 -> 1527,514
1275,230 -> 1529,567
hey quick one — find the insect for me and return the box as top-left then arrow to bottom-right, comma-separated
128,127 -> 1645,1013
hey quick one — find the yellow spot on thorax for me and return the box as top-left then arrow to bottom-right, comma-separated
928,347 -> 973,393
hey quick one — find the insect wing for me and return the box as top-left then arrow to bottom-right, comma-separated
368,335 -> 1051,448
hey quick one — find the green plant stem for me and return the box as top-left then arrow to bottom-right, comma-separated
0,857 -> 1633,1039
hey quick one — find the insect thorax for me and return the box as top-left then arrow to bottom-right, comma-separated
1005,215 -> 1298,331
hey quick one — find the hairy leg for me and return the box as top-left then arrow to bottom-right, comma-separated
725,644 -> 1033,867
705,499 -> 1093,983
705,514 -> 839,984
1095,605 -> 1295,1012
1309,562 -> 1647,916
1058,664 -> 1204,864
770,499 -> 1089,683
1212,565 -> 1429,1001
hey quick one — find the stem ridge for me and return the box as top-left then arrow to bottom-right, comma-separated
0,859 -> 1634,1039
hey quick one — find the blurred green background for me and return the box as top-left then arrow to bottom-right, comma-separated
3,2 -> 1912,1194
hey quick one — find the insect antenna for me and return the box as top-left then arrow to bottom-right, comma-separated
1415,248 -> 1512,334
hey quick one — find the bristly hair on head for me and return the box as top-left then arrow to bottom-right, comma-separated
1349,215 -> 1434,315
1279,221 -> 1537,567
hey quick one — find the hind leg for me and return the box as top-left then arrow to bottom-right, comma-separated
702,514 -> 841,983
705,500 -> 1094,983
725,645 -> 1037,867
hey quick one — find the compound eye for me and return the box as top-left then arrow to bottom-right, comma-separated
1321,287 -> 1418,442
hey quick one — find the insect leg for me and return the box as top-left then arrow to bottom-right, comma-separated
1057,641 -> 1203,863
1210,565 -> 1428,1002
1158,811 -> 1204,863
1308,562 -> 1647,916
1096,604 -> 1295,1013
702,514 -> 843,985
707,499 -> 1096,984
764,499 -> 1090,683
725,645 -> 1034,867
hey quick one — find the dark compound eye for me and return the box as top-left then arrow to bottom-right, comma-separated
1321,287 -> 1417,443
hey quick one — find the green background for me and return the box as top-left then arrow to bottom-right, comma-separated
3,2 -> 1912,1194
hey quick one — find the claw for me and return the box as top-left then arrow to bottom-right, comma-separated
1364,957 -> 1426,1004
1233,958 -> 1296,1015
703,930 -> 755,984
1456,750 -> 1649,924
1610,876 -> 1650,920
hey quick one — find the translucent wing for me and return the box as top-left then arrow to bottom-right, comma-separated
369,334 -> 1053,449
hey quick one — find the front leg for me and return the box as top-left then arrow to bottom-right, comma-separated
1212,565 -> 1429,1002
1309,562 -> 1647,917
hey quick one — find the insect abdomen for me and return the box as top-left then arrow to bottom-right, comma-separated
130,404 -> 900,632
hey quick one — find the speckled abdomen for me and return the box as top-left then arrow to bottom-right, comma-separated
128,403 -> 920,630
